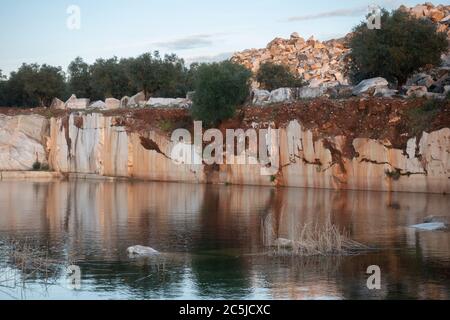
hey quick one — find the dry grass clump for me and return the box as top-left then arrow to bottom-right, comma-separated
269,221 -> 370,257
0,238 -> 69,285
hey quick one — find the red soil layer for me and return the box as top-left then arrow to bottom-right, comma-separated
2,97 -> 449,155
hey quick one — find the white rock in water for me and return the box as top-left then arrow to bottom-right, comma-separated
352,77 -> 389,96
127,245 -> 160,256
273,238 -> 295,248
410,223 -> 447,231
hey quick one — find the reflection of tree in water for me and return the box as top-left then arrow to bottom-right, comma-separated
189,186 -> 253,299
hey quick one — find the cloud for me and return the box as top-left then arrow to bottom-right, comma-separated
155,34 -> 217,51
284,1 -> 401,22
184,52 -> 234,65
285,6 -> 367,22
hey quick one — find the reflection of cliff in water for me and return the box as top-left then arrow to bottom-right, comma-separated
0,180 -> 449,299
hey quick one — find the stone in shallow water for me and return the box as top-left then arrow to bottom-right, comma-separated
127,245 -> 159,257
273,238 -> 295,248
410,222 -> 448,231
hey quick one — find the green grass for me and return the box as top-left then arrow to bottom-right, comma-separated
407,99 -> 444,136
158,119 -> 174,132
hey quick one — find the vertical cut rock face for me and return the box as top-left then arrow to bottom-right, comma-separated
0,114 -> 49,170
0,113 -> 449,193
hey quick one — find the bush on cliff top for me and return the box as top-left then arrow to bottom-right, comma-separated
348,9 -> 448,87
256,62 -> 304,91
191,61 -> 251,126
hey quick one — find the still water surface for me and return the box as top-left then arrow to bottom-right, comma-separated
0,180 -> 449,300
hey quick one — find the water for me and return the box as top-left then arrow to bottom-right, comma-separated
0,180 -> 449,300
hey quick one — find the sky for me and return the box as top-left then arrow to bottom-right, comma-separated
0,0 -> 430,75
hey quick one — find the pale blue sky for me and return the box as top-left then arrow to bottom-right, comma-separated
0,0 -> 429,75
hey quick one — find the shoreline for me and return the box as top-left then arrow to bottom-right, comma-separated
1,170 -> 448,195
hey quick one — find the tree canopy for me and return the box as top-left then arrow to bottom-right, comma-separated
256,62 -> 304,91
126,52 -> 190,99
68,57 -> 92,99
2,64 -> 66,107
348,9 -> 448,86
191,61 -> 251,126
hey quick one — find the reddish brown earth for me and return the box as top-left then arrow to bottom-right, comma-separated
2,97 -> 449,155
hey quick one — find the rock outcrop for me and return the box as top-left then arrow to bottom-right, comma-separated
352,77 -> 389,96
0,114 -> 49,170
1,110 -> 448,194
105,98 -> 120,110
232,3 -> 450,93
232,33 -> 350,88
65,94 -> 90,110
147,98 -> 191,108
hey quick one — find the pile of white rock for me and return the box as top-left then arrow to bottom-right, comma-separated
120,92 -> 191,108
51,92 -> 192,110
232,32 -> 350,88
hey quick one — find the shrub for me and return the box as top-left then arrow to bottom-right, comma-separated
32,161 -> 41,171
385,169 -> 401,181
348,9 -> 448,87
191,61 -> 251,126
256,62 -> 304,91
407,99 -> 444,136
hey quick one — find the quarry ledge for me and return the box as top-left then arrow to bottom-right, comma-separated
0,97 -> 449,194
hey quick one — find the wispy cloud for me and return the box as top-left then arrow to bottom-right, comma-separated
285,6 -> 367,22
284,0 -> 401,22
155,33 -> 227,51
184,52 -> 234,65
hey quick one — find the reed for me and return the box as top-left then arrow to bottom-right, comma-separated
269,221 -> 370,257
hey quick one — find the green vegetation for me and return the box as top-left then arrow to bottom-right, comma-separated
407,99 -> 445,136
67,57 -> 92,99
0,70 -> 6,106
158,119 -> 174,132
3,64 -> 66,107
348,9 -> 448,87
385,168 -> 402,181
191,61 -> 251,126
32,161 -> 42,171
256,62 -> 304,91
89,57 -> 132,100
126,52 -> 189,100
31,161 -> 50,171
1,52 -> 196,108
